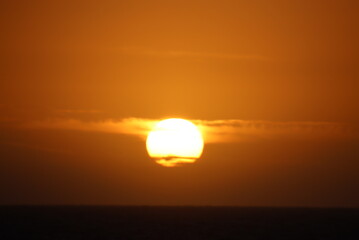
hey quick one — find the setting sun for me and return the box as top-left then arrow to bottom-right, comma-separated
146,118 -> 204,167
2,2 -> 359,237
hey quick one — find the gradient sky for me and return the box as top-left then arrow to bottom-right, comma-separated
1,0 -> 359,207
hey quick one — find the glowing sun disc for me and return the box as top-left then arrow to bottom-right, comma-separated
146,118 -> 204,167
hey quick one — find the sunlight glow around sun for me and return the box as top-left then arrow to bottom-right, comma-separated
146,118 -> 204,167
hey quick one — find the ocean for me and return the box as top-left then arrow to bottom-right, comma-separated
0,206 -> 358,239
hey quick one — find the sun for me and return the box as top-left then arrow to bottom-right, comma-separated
146,118 -> 204,167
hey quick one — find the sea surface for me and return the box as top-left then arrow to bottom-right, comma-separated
0,206 -> 358,239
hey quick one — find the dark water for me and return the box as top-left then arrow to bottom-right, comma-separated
0,206 -> 358,239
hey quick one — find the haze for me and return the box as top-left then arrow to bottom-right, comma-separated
1,0 -> 358,207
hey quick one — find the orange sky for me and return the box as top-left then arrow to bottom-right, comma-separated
0,0 -> 359,207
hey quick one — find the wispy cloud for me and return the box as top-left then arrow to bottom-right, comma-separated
24,118 -> 157,140
53,109 -> 102,114
120,46 -> 270,61
23,118 -> 354,143
195,119 -> 352,143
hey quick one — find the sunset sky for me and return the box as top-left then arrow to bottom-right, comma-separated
1,0 -> 359,207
